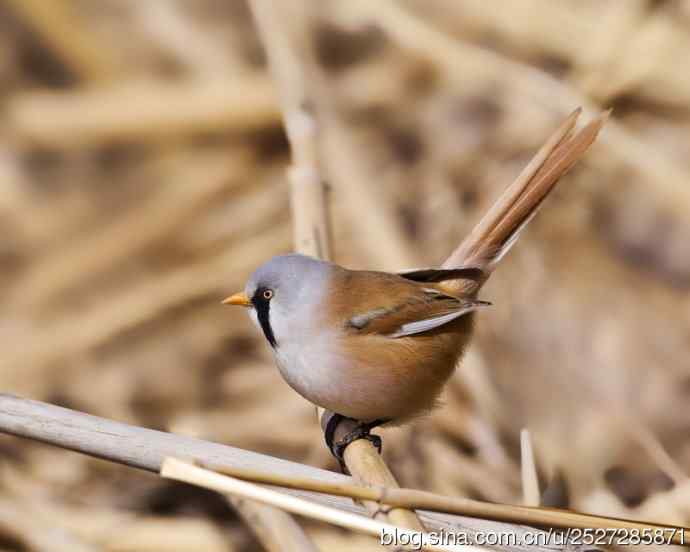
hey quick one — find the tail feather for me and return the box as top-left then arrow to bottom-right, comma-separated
444,108 -> 607,278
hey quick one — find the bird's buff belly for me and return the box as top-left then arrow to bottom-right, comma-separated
273,336 -> 458,423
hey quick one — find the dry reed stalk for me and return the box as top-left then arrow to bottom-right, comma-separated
184,371 -> 316,549
318,109 -> 421,269
629,424 -> 688,486
179,177 -> 290,252
161,458 -> 475,552
239,3 -> 333,550
93,519 -> 231,552
306,528 -> 385,552
249,0 -> 425,533
573,4 -> 690,105
520,429 -> 541,507
302,6 -> 421,270
0,394 -> 570,552
427,0 -> 674,105
8,75 -> 279,148
205,463 -> 690,546
572,1 -> 648,99
249,0 -> 332,261
2,0 -> 114,83
326,413 -> 427,531
426,438 -> 516,504
435,0 -> 593,61
228,496 -> 318,552
132,1 -> 238,78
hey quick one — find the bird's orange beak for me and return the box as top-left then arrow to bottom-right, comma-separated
221,292 -> 251,307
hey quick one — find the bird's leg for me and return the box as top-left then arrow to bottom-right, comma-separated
324,414 -> 387,472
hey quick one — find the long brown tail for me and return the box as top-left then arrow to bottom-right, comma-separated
443,108 -> 607,281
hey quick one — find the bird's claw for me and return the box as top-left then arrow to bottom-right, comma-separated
324,414 -> 383,472
333,429 -> 382,459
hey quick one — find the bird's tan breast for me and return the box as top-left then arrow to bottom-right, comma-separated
329,313 -> 473,421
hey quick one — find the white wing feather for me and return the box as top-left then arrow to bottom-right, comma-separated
386,301 -> 489,338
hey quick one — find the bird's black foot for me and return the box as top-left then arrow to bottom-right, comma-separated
333,426 -> 382,460
324,414 -> 387,472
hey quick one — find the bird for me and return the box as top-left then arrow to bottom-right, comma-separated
223,108 -> 606,461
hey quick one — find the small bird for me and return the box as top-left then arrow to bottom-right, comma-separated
223,108 -> 606,459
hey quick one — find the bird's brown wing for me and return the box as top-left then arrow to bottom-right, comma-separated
328,270 -> 489,339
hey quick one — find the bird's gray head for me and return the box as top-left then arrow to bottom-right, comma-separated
239,254 -> 333,348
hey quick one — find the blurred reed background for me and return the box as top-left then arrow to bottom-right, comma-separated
1,1 -> 690,550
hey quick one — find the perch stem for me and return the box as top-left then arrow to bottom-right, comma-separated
0,393 -> 627,552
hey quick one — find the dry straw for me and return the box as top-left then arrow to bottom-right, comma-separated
206,462 -> 690,547
162,458 -> 479,552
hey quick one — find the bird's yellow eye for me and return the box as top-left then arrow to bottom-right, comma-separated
262,289 -> 273,300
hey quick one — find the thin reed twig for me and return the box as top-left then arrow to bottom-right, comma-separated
2,0 -> 115,83
162,458 -> 475,552
520,429 -> 541,507
207,462 -> 690,546
9,76 -> 279,148
228,496 -> 318,552
249,0 -> 332,261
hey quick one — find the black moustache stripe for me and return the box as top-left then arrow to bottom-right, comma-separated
252,292 -> 277,348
